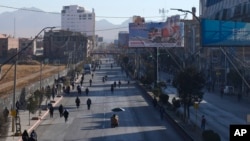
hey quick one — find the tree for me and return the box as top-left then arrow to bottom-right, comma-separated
227,70 -> 242,90
34,89 -> 44,115
122,56 -> 129,66
27,95 -> 38,114
173,66 -> 205,120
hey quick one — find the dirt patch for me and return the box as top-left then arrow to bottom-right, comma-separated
0,64 -> 65,98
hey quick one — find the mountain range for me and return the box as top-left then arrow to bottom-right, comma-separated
0,7 -> 130,42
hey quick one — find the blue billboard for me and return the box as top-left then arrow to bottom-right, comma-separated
201,19 -> 250,47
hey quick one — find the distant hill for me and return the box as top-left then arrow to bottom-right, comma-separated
0,7 -> 130,42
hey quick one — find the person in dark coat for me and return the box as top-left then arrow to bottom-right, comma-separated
87,98 -> 92,110
30,130 -> 37,141
89,79 -> 92,87
85,87 -> 89,96
58,104 -> 64,117
111,84 -> 114,94
49,105 -> 54,118
201,115 -> 206,130
3,107 -> 9,122
75,96 -> 80,109
118,80 -> 121,88
63,109 -> 69,122
22,129 -> 29,141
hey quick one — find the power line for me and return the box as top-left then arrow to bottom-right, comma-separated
0,5 -> 162,19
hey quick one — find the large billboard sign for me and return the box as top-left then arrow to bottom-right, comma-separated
129,15 -> 184,47
201,0 -> 250,22
201,19 -> 250,47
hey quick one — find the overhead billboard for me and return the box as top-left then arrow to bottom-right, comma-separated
129,15 -> 184,47
201,0 -> 250,22
201,19 -> 250,47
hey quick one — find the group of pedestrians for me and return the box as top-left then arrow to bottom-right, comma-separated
110,80 -> 122,94
48,104 -> 69,122
22,129 -> 37,141
75,96 -> 92,110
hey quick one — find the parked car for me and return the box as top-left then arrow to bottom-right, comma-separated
223,86 -> 234,95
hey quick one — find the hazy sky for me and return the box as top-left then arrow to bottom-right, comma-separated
0,0 -> 199,24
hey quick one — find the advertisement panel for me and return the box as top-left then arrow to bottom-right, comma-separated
201,0 -> 250,22
201,19 -> 250,47
129,15 -> 184,47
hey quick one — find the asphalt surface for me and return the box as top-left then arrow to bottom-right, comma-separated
28,58 -> 186,141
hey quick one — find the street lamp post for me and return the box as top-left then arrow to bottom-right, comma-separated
171,8 -> 201,71
0,26 -> 56,135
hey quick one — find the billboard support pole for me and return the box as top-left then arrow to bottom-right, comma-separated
154,47 -> 158,87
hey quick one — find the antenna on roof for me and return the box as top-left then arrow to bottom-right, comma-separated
159,8 -> 168,22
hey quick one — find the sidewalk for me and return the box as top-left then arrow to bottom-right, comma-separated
162,86 -> 203,141
162,83 -> 250,141
2,94 -> 63,141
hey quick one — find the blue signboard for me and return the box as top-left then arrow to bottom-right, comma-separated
201,19 -> 250,47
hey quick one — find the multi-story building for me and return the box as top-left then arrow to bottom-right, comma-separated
61,5 -> 95,38
18,38 -> 36,60
0,34 -> 19,59
200,0 -> 250,88
43,30 -> 89,64
118,31 -> 129,48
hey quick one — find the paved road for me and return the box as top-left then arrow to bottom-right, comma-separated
35,58 -> 185,141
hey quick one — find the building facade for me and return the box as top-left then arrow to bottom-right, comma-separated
18,38 -> 36,60
118,31 -> 129,48
0,34 -> 19,58
61,5 -> 95,38
43,30 -> 89,65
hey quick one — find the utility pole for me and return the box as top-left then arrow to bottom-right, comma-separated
12,48 -> 17,132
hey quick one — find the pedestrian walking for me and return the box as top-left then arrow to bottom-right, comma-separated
201,115 -> 206,130
118,80 -> 121,88
30,130 -> 37,141
75,96 -> 81,109
71,82 -> 75,90
22,129 -> 29,141
80,80 -> 83,86
87,98 -> 92,110
220,87 -> 224,98
58,104 -> 64,117
153,97 -> 157,107
3,107 -> 9,122
16,100 -> 20,115
85,87 -> 89,96
159,106 -> 164,120
111,84 -> 114,94
49,105 -> 54,118
114,81 -> 117,88
63,109 -> 69,122
92,73 -> 94,79
77,85 -> 82,95
89,79 -> 92,87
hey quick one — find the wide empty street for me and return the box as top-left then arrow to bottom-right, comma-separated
35,57 -> 185,141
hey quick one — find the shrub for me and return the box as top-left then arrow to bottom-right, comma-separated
159,94 -> 169,104
152,88 -> 161,97
172,98 -> 181,109
202,130 -> 221,141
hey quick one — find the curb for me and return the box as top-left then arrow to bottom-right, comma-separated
16,95 -> 63,141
